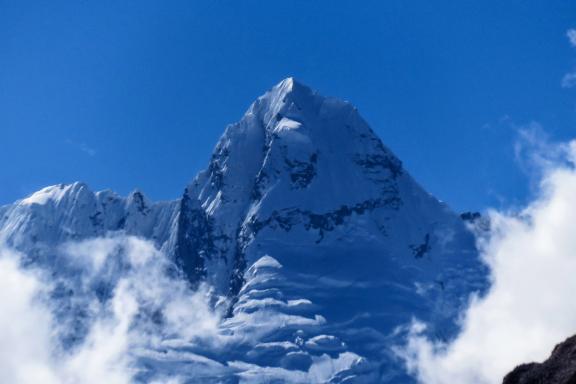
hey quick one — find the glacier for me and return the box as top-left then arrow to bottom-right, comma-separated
0,78 -> 488,383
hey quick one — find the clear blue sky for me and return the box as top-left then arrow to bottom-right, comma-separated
1,0 -> 575,211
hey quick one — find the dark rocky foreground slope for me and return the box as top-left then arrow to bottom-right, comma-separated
504,335 -> 576,384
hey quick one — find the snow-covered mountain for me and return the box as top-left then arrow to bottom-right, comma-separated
0,78 -> 487,383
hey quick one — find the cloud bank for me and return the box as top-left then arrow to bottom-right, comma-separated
401,136 -> 576,383
0,236 -> 220,384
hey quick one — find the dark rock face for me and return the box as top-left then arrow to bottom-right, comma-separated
410,233 -> 432,259
242,196 -> 401,244
174,188 -> 215,284
460,211 -> 481,222
285,152 -> 317,189
503,335 -> 576,384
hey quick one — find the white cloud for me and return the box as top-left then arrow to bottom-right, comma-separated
400,136 -> 576,383
0,235 -> 222,384
0,249 -> 59,384
562,29 -> 576,88
513,123 -> 572,180
65,139 -> 97,157
567,29 -> 576,47
561,72 -> 576,88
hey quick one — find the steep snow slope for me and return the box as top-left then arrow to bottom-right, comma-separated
181,78 -> 487,381
0,78 -> 487,383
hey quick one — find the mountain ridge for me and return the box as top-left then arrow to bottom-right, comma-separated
0,78 -> 488,382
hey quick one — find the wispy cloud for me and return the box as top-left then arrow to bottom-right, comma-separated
561,72 -> 576,89
567,29 -> 576,47
65,139 -> 97,157
0,235 -> 221,384
513,123 -> 572,178
562,29 -> 576,88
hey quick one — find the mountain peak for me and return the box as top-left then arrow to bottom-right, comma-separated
0,78 -> 489,383
240,77 -> 360,142
199,78 -> 403,216
252,77 -> 317,119
273,76 -> 309,96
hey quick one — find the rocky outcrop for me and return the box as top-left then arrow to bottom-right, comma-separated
503,335 -> 576,384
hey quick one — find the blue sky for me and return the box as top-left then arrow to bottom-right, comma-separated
1,0 -> 575,211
